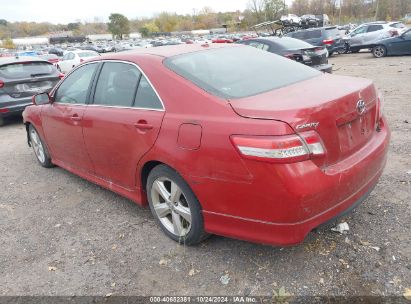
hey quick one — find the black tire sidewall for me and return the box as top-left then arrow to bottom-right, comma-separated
29,125 -> 53,168
146,164 -> 207,245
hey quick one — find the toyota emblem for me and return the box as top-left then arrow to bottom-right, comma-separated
356,100 -> 366,115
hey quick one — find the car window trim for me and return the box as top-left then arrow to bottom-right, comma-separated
52,61 -> 101,106
88,59 -> 165,112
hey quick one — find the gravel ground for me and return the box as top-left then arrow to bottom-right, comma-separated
0,52 -> 410,299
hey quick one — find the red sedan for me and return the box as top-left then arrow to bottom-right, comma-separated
23,44 -> 390,246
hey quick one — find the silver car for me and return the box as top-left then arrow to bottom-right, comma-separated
344,21 -> 407,52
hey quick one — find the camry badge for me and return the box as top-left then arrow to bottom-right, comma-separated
296,122 -> 319,130
357,99 -> 366,115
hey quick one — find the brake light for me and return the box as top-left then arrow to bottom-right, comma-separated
80,59 -> 84,63
0,80 -> 4,88
58,73 -> 65,80
231,131 -> 325,164
323,39 -> 334,45
0,108 -> 9,113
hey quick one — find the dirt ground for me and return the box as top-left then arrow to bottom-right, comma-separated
0,52 -> 410,299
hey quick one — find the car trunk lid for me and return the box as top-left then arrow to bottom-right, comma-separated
229,74 -> 378,166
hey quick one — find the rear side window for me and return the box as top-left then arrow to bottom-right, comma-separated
134,76 -> 163,109
248,42 -> 270,51
390,23 -> 405,29
0,62 -> 55,79
165,46 -> 320,99
367,25 -> 383,32
94,62 -> 141,107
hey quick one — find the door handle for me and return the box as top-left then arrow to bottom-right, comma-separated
134,120 -> 153,131
70,114 -> 82,121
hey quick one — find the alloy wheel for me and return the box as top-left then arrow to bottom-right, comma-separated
30,129 -> 46,164
150,177 -> 192,237
373,46 -> 386,58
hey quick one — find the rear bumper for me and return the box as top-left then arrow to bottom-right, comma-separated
0,97 -> 32,118
195,119 -> 390,246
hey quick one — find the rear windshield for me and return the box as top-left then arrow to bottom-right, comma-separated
273,37 -> 314,50
0,62 -> 55,79
325,27 -> 340,38
289,30 -> 322,39
79,51 -> 98,58
164,46 -> 320,99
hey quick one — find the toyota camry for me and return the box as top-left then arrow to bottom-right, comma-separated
23,44 -> 390,246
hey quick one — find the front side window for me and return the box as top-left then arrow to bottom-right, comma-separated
165,46 -> 320,99
93,62 -> 141,107
352,26 -> 367,35
54,63 -> 98,104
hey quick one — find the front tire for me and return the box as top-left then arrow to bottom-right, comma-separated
29,125 -> 53,168
372,45 -> 387,58
147,165 -> 208,245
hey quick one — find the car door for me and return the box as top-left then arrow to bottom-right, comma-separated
389,30 -> 411,55
349,26 -> 367,47
82,61 -> 165,190
41,62 -> 99,173
365,24 -> 384,44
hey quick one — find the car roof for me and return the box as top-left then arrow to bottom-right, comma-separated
0,56 -> 48,66
290,26 -> 336,33
102,43 -> 238,59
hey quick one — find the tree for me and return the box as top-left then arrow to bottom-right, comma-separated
139,22 -> 160,37
248,0 -> 286,22
108,13 -> 130,40
1,38 -> 15,49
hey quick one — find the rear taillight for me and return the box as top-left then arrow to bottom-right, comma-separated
323,39 -> 334,45
0,108 -> 9,113
80,59 -> 84,63
231,131 -> 325,164
58,73 -> 65,80
0,80 -> 4,88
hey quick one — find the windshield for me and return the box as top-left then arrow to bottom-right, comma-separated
0,62 -> 55,79
164,46 -> 321,99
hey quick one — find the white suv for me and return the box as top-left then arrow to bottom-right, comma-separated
344,21 -> 407,52
280,14 -> 302,26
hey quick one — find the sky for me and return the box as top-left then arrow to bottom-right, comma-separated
2,0 -> 259,24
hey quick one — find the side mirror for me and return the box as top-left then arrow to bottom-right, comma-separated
32,92 -> 51,105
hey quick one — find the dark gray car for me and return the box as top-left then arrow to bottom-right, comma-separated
287,26 -> 344,55
371,28 -> 411,58
0,56 -> 61,126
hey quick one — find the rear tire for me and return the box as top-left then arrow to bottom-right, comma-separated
29,125 -> 53,168
372,45 -> 387,58
147,164 -> 209,245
